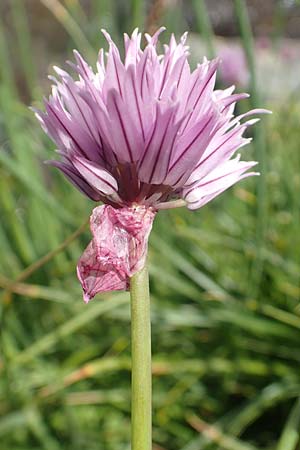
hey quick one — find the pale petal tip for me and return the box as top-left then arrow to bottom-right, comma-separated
131,28 -> 139,37
181,31 -> 188,43
145,26 -> 166,45
101,28 -> 113,44
83,292 -> 92,303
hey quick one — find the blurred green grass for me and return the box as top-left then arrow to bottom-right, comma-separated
0,1 -> 299,449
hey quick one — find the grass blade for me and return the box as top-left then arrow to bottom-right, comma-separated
277,397 -> 300,450
233,0 -> 268,297
192,0 -> 215,58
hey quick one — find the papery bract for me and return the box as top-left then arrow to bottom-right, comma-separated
77,205 -> 155,302
35,28 -> 270,301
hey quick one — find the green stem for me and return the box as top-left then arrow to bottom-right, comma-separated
131,0 -> 145,30
130,262 -> 152,450
234,0 -> 267,297
192,0 -> 215,59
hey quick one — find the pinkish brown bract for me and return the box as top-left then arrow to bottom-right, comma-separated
77,205 -> 155,302
35,28 -> 270,301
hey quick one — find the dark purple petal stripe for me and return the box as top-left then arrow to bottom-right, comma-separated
49,160 -> 102,201
46,102 -> 90,160
72,157 -> 118,193
62,79 -> 103,149
110,92 -> 134,162
148,110 -> 175,183
169,113 -> 215,173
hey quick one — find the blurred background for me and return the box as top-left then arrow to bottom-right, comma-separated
0,1 -> 299,449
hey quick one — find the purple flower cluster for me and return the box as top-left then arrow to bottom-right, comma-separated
35,28 -> 269,300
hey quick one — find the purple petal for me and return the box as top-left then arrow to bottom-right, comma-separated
101,29 -> 125,98
136,45 -> 161,102
165,109 -> 220,187
184,124 -> 249,187
124,28 -> 142,68
71,155 -> 118,195
44,99 -> 99,162
52,68 -> 104,151
179,59 -> 219,132
138,102 -> 181,184
145,27 -> 166,46
106,89 -> 144,163
123,65 -> 148,141
183,157 -> 258,209
47,160 -> 102,201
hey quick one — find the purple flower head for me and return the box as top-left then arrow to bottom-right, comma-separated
35,28 -> 270,301
219,44 -> 249,87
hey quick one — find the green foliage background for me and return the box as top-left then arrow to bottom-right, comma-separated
0,1 -> 299,449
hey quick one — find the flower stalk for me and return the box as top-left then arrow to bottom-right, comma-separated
130,261 -> 152,450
